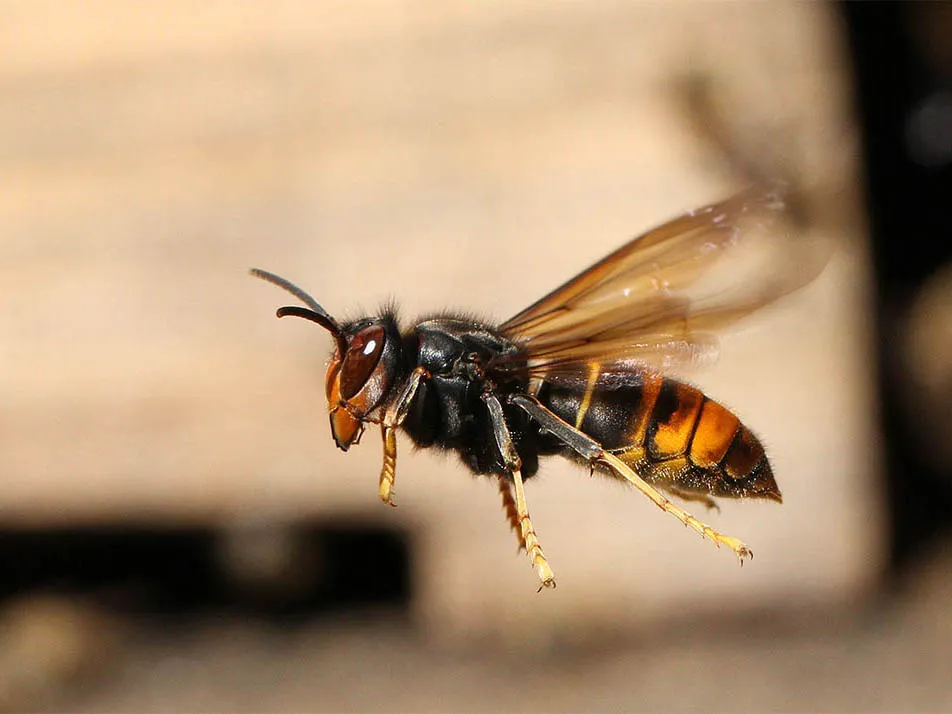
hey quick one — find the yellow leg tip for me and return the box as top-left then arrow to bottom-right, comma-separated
717,535 -> 752,562
535,562 -> 557,591
378,480 -> 396,507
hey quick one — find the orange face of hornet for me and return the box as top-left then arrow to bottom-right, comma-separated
323,321 -> 400,450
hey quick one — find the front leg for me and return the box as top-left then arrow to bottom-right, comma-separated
481,390 -> 556,590
378,366 -> 429,506
509,393 -> 753,563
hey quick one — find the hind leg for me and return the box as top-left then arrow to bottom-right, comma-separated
510,393 -> 752,563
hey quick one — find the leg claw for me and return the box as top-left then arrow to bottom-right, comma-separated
535,561 -> 556,591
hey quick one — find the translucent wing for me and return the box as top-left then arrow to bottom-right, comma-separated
492,183 -> 829,380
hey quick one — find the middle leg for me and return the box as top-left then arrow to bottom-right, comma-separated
497,477 -> 525,552
482,390 -> 556,590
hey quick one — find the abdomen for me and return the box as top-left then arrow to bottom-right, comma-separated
535,371 -> 781,502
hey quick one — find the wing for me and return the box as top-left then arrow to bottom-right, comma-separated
492,183 -> 829,380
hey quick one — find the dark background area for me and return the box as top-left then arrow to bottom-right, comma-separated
842,1 -> 952,574
0,525 -> 410,619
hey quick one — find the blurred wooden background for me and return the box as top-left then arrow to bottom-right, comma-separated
0,1 -> 880,643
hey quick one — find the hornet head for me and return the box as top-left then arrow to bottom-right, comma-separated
251,268 -> 402,450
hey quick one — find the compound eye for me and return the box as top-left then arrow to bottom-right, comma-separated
339,325 -> 386,399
